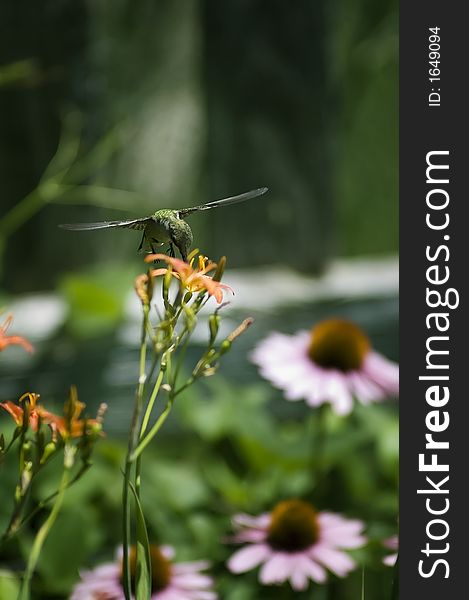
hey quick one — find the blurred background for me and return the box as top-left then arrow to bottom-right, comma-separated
0,1 -> 398,598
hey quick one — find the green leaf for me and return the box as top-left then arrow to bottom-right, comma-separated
128,482 -> 152,600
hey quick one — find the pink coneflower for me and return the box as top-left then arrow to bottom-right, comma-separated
70,545 -> 216,600
227,499 -> 366,591
251,318 -> 399,415
383,535 -> 398,566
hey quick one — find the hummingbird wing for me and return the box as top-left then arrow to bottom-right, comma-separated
59,217 -> 152,231
178,187 -> 268,218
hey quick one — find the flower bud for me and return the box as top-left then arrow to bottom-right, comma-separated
219,340 -> 232,356
183,305 -> 196,330
40,442 -> 57,464
15,484 -> 22,503
194,348 -> 217,376
202,365 -> 218,377
134,274 -> 150,305
209,314 -> 220,345
219,318 -> 254,355
163,300 -> 175,316
227,318 -> 254,342
213,256 -> 227,282
20,461 -> 33,494
96,403 -> 107,424
146,268 -> 154,304
23,440 -> 31,450
64,445 -> 77,469
87,421 -> 103,436
163,267 -> 173,304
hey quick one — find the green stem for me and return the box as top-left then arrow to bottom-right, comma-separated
122,460 -> 134,600
172,327 -> 193,387
2,486 -> 32,543
139,369 -> 165,439
18,458 -> 70,600
122,304 -> 149,600
172,345 -> 216,398
130,393 -> 174,462
5,464 -> 90,540
170,343 -> 216,400
174,378 -> 194,398
2,429 -> 36,541
0,430 -> 21,461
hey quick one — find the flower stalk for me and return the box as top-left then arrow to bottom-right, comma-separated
1,389 -> 102,544
121,251 -> 252,598
122,301 -> 150,600
18,445 -> 73,600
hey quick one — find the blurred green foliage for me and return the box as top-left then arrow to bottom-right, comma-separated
1,0 -> 397,598
331,0 -> 398,255
0,570 -> 20,599
59,263 -> 138,338
1,376 -> 397,599
0,0 -> 397,291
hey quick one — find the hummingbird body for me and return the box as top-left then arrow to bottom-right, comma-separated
144,210 -> 193,260
60,187 -> 267,261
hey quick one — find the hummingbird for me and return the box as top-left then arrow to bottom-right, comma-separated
60,187 -> 268,261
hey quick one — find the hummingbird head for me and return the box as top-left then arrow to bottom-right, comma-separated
170,218 -> 193,263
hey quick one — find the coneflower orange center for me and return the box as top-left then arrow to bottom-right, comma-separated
125,545 -> 172,593
267,499 -> 319,552
308,319 -> 370,372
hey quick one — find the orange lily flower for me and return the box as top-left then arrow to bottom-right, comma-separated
0,315 -> 33,353
52,392 -> 102,439
145,252 -> 233,304
0,390 -> 102,439
0,393 -> 50,431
